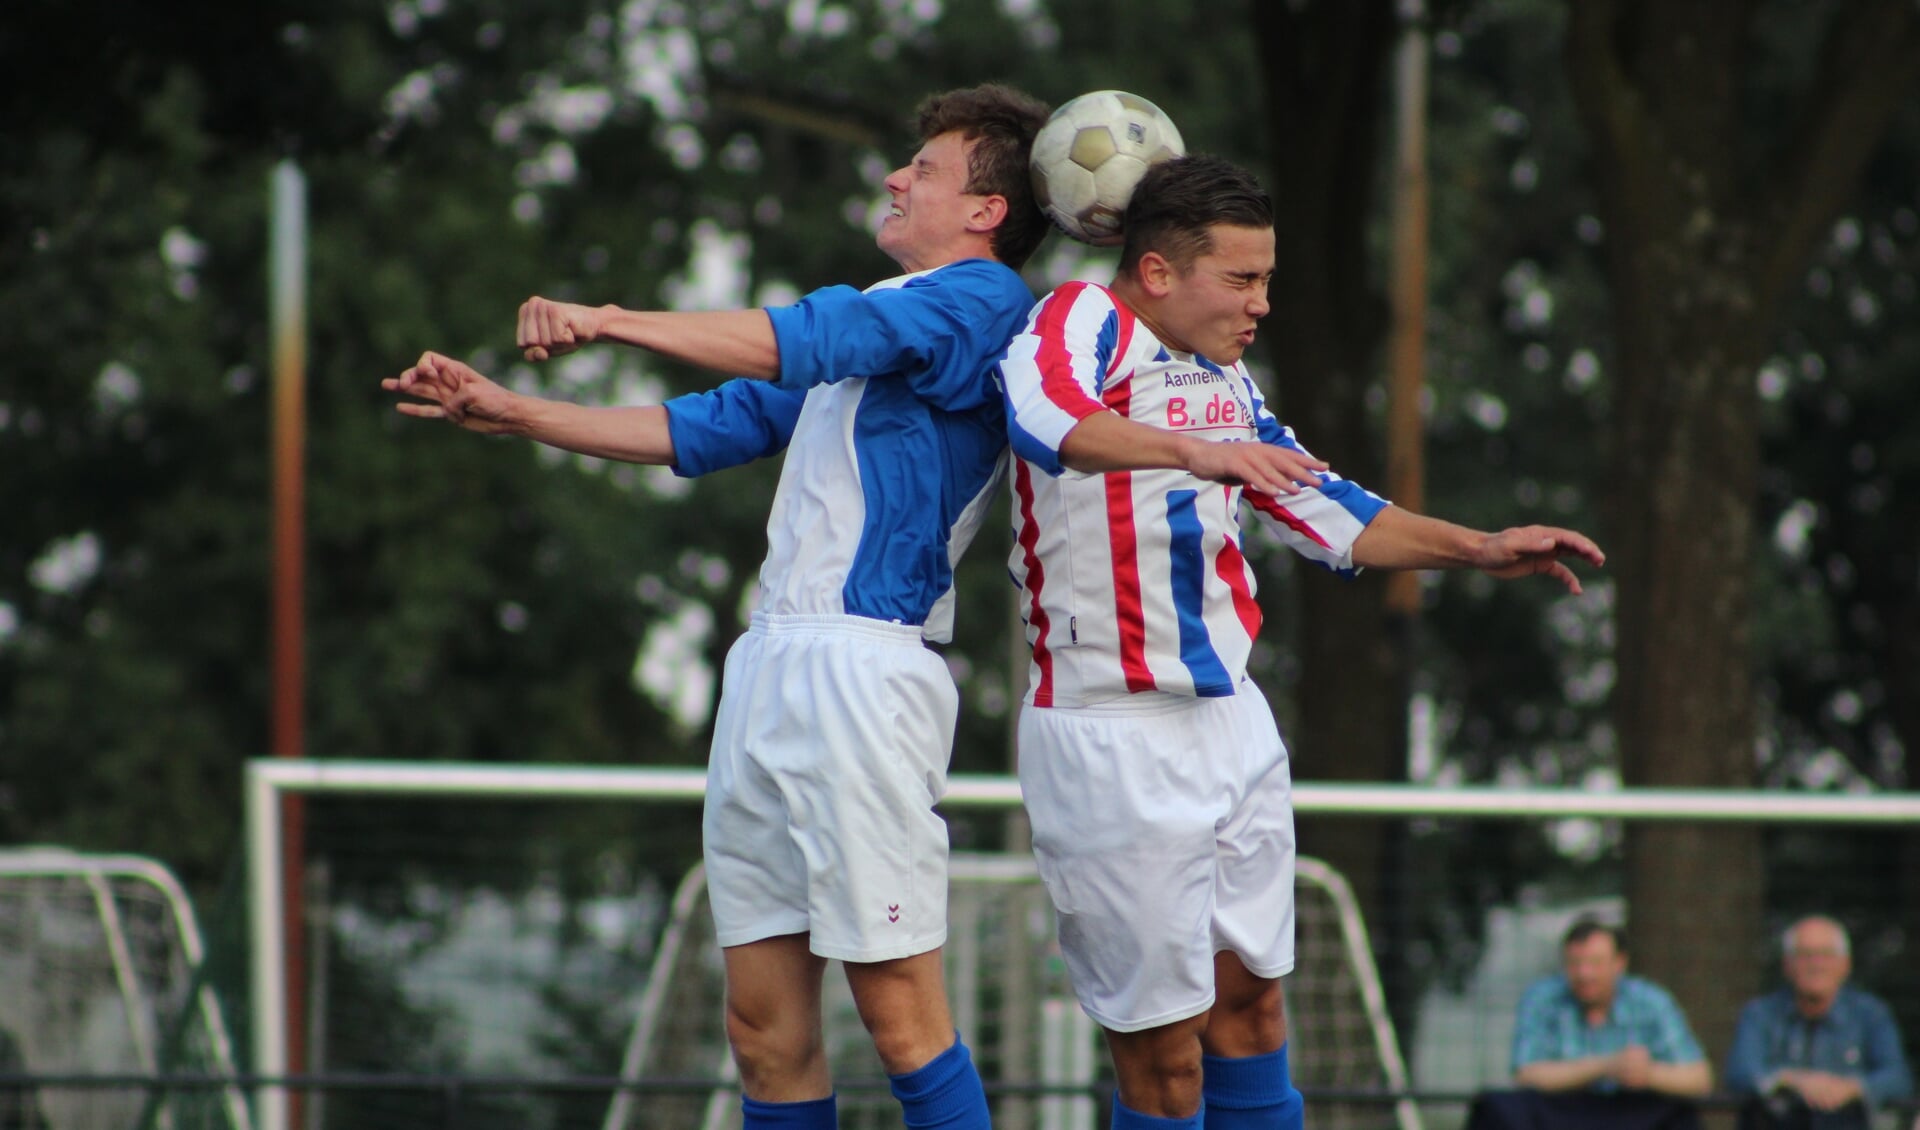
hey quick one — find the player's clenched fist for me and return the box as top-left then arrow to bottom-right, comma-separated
381,351 -> 518,434
517,296 -> 607,362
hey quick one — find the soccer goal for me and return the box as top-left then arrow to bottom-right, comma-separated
0,846 -> 253,1130
245,761 -> 1474,1130
602,852 -> 1419,1130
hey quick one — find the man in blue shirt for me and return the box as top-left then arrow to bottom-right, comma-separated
385,84 -> 1050,1130
1511,920 -> 1713,1097
1726,915 -> 1913,1130
1467,921 -> 1711,1130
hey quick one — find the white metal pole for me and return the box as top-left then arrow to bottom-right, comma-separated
247,760 -> 289,1130
244,758 -> 1920,822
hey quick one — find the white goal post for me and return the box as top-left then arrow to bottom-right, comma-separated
0,846 -> 254,1130
244,759 -> 1920,1130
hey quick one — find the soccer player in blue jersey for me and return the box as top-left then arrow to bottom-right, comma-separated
385,84 -> 1051,1130
996,154 -> 1605,1130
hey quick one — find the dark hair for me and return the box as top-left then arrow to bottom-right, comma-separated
1563,918 -> 1627,954
1119,154 -> 1275,275
915,84 -> 1052,268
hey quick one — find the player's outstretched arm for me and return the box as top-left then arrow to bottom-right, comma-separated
1058,411 -> 1327,495
383,350 -> 676,465
517,296 -> 780,380
1350,507 -> 1605,593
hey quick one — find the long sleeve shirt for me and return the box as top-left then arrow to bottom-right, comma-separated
665,258 -> 1033,642
997,280 -> 1386,707
1725,986 -> 1914,1107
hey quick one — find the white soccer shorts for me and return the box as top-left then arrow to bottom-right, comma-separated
1017,683 -> 1296,1032
702,611 -> 957,963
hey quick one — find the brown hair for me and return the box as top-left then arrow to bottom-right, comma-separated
1563,918 -> 1627,954
915,84 -> 1052,268
1119,154 -> 1275,276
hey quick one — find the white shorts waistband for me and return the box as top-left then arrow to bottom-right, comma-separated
748,611 -> 928,646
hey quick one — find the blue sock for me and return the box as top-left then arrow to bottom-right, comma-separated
1113,1093 -> 1205,1129
741,1093 -> 838,1129
889,1034 -> 990,1129
1200,1045 -> 1304,1130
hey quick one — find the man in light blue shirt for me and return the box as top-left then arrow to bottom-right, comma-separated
1726,915 -> 1913,1130
1511,920 -> 1713,1097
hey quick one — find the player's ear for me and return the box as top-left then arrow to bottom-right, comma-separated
968,193 -> 1009,234
1137,250 -> 1176,297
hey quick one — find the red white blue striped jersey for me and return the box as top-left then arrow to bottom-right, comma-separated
999,280 -> 1389,708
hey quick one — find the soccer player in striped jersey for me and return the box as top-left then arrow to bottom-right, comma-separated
385,84 -> 1051,1130
997,154 -> 1604,1130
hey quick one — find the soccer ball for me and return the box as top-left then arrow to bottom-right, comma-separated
1030,90 -> 1186,246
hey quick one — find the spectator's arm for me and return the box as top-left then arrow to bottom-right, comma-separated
1863,1001 -> 1915,1104
1644,1058 -> 1713,1098
1642,982 -> 1711,1097
1514,1057 -> 1618,1092
1724,1005 -> 1771,1096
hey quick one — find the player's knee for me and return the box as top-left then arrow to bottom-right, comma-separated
861,1011 -> 951,1075
1117,1048 -> 1204,1114
1109,1019 -> 1206,1102
724,1000 -> 821,1077
1141,1052 -> 1204,1095
1210,979 -> 1286,1052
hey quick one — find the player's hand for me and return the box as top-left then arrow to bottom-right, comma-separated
1610,1045 -> 1653,1089
1471,525 -> 1606,594
1184,439 -> 1329,496
517,296 -> 607,362
382,351 -> 519,434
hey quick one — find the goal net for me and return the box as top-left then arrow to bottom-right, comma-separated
603,854 -> 1090,1130
605,853 -> 1418,1130
0,847 -> 252,1130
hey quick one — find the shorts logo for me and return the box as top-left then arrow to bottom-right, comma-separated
887,903 -> 902,924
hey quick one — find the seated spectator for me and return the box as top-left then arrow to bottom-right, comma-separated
1511,919 -> 1714,1097
1726,915 -> 1913,1130
1467,920 -> 1711,1130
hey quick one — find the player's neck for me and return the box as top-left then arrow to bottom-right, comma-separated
886,235 -> 998,275
1110,277 -> 1193,356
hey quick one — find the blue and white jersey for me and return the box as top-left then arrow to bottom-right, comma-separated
665,258 -> 1033,643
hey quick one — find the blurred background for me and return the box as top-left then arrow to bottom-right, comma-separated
3,0 -> 1920,1127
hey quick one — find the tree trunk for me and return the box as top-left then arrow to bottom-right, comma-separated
1566,0 -> 1920,1065
1251,1 -> 1406,1009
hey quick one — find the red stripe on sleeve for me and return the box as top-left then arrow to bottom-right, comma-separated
1034,282 -> 1106,422
1246,488 -> 1334,550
